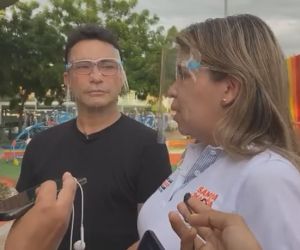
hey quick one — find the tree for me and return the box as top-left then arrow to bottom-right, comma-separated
0,1 -> 67,128
0,0 -> 175,129
43,0 -> 167,99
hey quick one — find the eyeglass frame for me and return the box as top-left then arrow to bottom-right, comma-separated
175,56 -> 225,81
176,57 -> 206,81
65,57 -> 122,76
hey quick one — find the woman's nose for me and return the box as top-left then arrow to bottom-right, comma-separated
167,81 -> 177,98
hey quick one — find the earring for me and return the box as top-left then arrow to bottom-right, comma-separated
222,98 -> 227,104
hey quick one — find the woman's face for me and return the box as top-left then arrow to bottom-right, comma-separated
167,55 -> 229,143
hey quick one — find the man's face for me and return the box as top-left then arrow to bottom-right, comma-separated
64,39 -> 123,111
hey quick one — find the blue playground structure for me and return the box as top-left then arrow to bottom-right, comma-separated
1,111 -> 75,162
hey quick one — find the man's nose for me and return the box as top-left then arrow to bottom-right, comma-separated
89,65 -> 104,82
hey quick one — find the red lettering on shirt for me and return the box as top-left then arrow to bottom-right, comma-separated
159,177 -> 173,191
191,186 -> 218,207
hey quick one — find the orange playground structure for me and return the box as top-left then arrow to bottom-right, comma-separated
287,54 -> 300,130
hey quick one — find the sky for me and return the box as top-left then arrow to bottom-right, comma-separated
134,0 -> 300,56
36,0 -> 300,56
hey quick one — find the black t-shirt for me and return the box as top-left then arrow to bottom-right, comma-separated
17,114 -> 171,250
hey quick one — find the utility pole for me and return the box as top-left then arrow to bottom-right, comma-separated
224,0 -> 228,17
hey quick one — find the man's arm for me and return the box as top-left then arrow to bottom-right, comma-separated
5,172 -> 77,250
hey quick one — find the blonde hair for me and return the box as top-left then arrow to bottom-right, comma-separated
176,14 -> 300,169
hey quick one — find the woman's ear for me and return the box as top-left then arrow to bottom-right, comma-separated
221,76 -> 240,107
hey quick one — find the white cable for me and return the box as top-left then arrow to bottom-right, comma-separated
69,205 -> 75,250
74,178 -> 84,242
69,178 -> 85,250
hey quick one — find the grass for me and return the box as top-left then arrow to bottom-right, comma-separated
0,147 -> 21,181
0,159 -> 21,184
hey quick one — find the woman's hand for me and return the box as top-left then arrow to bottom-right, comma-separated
169,197 -> 261,250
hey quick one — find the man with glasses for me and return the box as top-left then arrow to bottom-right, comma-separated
16,24 -> 171,250
65,58 -> 123,78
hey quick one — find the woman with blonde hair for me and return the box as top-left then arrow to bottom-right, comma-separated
136,14 -> 300,250
4,14 -> 300,250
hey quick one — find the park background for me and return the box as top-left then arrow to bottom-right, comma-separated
0,0 -> 299,214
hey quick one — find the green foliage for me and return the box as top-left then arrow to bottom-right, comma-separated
103,3 -> 166,98
0,0 -> 180,109
0,1 -> 65,112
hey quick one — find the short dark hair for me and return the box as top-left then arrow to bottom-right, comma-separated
64,24 -> 120,63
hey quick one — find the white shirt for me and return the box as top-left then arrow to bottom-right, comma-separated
137,143 -> 300,250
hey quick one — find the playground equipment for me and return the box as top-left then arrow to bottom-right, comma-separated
1,110 -> 75,164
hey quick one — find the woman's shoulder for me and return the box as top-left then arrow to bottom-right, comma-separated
239,149 -> 300,193
247,149 -> 298,173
